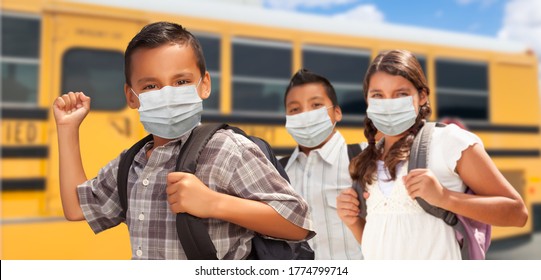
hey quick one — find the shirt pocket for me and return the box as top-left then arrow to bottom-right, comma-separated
323,188 -> 348,230
324,188 -> 341,209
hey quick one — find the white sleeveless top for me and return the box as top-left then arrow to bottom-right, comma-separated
361,124 -> 482,260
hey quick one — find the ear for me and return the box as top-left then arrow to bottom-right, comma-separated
199,71 -> 212,100
419,89 -> 428,107
333,105 -> 343,123
124,84 -> 140,109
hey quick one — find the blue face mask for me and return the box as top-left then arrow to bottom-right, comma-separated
131,79 -> 203,139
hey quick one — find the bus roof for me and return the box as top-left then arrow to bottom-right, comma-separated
70,0 -> 528,54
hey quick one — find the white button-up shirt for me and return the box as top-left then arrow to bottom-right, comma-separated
284,131 -> 364,260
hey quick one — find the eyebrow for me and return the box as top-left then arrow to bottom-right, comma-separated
286,95 -> 326,107
136,77 -> 157,84
368,87 -> 413,93
171,72 -> 195,80
136,72 -> 195,84
286,100 -> 300,107
394,87 -> 413,92
308,96 -> 325,102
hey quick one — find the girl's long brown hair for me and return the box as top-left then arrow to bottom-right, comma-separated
350,50 -> 432,188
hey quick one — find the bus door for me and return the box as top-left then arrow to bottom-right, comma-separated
47,11 -> 144,212
44,10 -> 142,259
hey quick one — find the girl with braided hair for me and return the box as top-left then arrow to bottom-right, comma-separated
336,49 -> 527,259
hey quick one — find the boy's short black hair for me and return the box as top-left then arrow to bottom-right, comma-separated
124,21 -> 206,86
284,69 -> 339,107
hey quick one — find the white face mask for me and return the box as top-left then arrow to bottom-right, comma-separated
366,96 -> 417,136
131,79 -> 203,139
286,106 -> 335,148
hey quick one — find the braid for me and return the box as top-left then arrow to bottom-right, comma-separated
350,118 -> 380,189
351,49 -> 433,190
383,103 -> 431,181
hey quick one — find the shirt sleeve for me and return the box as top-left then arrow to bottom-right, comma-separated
77,152 -> 126,234
201,130 -> 315,237
435,124 -> 483,174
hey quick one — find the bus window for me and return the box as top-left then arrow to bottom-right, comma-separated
62,48 -> 125,111
436,59 -> 489,120
232,38 -> 292,113
302,45 -> 369,116
1,14 -> 40,105
196,34 -> 220,111
417,56 -> 427,78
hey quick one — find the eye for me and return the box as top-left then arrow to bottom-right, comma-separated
142,84 -> 157,91
370,93 -> 383,98
288,107 -> 300,114
398,92 -> 410,97
312,103 -> 324,109
175,80 -> 190,86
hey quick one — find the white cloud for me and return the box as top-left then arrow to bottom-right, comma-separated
263,1 -> 384,23
498,0 -> 541,80
263,0 -> 357,10
332,4 -> 384,22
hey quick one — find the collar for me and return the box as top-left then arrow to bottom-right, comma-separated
286,131 -> 345,168
133,126 -> 196,165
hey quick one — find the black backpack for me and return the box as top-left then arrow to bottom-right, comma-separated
117,123 -> 314,260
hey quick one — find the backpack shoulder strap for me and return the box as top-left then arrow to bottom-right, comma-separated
347,143 -> 364,218
347,143 -> 362,161
279,156 -> 291,169
175,123 -> 227,260
227,125 -> 291,182
407,122 -> 435,171
117,134 -> 154,219
247,135 -> 291,182
175,123 -> 228,173
408,122 -> 448,170
409,122 -> 458,226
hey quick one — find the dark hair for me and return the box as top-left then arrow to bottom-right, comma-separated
284,68 -> 339,107
350,49 -> 432,188
124,21 -> 206,86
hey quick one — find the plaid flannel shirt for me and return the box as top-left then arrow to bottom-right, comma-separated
77,128 -> 313,259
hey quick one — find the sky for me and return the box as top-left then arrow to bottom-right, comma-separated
261,0 -> 541,80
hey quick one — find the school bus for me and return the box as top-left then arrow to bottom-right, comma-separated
1,0 -> 540,259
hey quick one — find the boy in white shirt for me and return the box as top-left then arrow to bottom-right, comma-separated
280,69 -> 364,260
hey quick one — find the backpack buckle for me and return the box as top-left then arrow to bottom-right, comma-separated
444,212 -> 459,226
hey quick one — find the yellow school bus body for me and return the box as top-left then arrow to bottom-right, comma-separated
1,0 -> 540,259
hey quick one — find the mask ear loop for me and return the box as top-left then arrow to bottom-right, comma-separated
195,77 -> 209,96
321,105 -> 338,130
130,88 -> 142,109
130,88 -> 140,99
196,76 -> 213,97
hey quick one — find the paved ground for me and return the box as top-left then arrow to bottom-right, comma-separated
486,231 -> 541,260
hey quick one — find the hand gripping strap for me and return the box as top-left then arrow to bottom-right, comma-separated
408,122 -> 490,259
408,122 -> 458,226
174,123 -> 227,260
